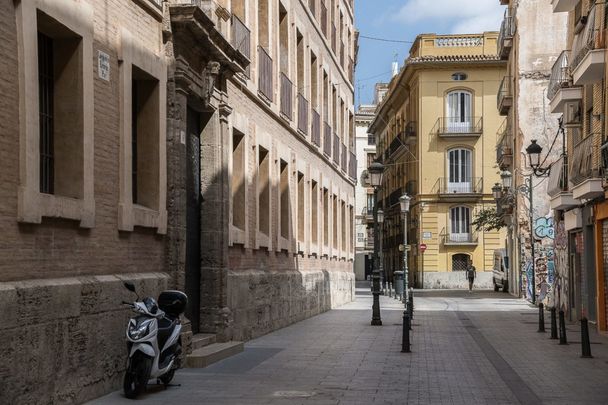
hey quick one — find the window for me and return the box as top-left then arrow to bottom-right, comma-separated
311,180 -> 318,245
298,172 -> 305,243
258,0 -> 269,49
366,193 -> 374,215
450,206 -> 471,242
451,72 -> 468,81
447,148 -> 472,193
279,4 -> 289,74
279,159 -> 289,240
258,146 -> 270,237
323,188 -> 329,247
131,66 -> 160,210
341,201 -> 346,251
452,254 -> 470,271
118,28 -> 167,233
310,52 -> 318,108
333,195 -> 338,249
446,90 -> 472,132
18,2 -> 95,227
232,129 -> 246,231
367,153 -> 375,169
367,133 -> 376,145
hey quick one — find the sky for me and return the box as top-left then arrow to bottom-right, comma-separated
354,0 -> 505,107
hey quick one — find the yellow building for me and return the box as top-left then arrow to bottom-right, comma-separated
369,33 -> 507,289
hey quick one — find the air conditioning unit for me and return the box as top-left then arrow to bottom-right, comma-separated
564,101 -> 582,128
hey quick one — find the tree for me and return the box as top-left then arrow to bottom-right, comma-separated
472,207 -> 505,232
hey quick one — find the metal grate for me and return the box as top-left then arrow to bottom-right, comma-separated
38,33 -> 54,194
132,80 -> 138,204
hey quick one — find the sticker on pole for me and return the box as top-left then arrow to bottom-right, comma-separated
419,243 -> 427,253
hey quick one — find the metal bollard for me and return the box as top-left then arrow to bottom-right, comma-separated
550,307 -> 558,340
401,311 -> 411,353
538,303 -> 545,333
559,310 -> 568,345
408,292 -> 414,319
581,318 -> 593,358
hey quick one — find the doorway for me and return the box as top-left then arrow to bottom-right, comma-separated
185,106 -> 201,333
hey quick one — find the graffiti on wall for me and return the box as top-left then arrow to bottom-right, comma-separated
552,219 -> 569,311
521,216 -> 556,305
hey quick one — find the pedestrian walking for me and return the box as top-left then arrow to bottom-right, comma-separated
466,260 -> 476,292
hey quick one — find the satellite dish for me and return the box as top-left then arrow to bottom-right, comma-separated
360,170 -> 371,187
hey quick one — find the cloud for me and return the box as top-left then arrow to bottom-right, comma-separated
394,0 -> 504,34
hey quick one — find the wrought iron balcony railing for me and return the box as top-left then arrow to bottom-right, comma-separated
547,155 -> 570,197
323,122 -> 331,156
231,15 -> 250,61
497,76 -> 513,115
496,121 -> 513,168
258,46 -> 273,102
333,133 -> 340,165
433,178 -> 483,195
498,9 -> 515,58
340,143 -> 348,172
405,121 -> 417,143
571,6 -> 605,72
297,93 -> 308,135
570,133 -> 600,186
547,50 -> 572,100
433,117 -> 483,137
348,151 -> 357,180
441,228 -> 478,245
280,72 -> 293,120
311,108 -> 321,146
308,0 -> 316,16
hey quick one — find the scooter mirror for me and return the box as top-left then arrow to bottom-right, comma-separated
124,281 -> 136,293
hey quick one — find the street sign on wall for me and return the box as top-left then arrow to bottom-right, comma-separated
422,231 -> 432,240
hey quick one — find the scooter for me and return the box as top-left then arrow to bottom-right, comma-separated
121,281 -> 188,399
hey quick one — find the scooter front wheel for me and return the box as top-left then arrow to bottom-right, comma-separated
123,352 -> 152,399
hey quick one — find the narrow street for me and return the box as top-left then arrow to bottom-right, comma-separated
90,284 -> 608,405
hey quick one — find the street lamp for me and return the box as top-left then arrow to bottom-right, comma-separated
525,140 -> 551,177
399,194 -> 411,308
492,183 -> 503,201
369,162 -> 385,326
501,170 -> 513,189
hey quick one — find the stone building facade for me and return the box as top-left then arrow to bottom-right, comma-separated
543,0 -> 608,331
495,0 -> 567,300
354,83 -> 386,281
0,0 -> 357,403
369,33 -> 507,289
1,0 -> 169,403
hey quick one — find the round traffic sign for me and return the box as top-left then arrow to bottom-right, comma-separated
419,243 -> 427,253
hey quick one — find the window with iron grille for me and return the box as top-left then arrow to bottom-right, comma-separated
38,32 -> 54,194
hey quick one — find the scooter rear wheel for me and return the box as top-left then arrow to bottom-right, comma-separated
124,352 -> 151,399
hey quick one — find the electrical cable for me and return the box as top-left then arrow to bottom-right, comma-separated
359,35 -> 415,44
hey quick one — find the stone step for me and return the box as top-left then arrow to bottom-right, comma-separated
191,333 -> 217,350
185,341 -> 244,368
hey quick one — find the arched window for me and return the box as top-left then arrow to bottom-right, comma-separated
449,206 -> 471,243
446,90 -> 472,132
447,148 -> 472,193
452,253 -> 470,272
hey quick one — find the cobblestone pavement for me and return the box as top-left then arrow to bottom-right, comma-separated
90,284 -> 608,404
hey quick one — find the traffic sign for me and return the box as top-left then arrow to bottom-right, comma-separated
419,243 -> 427,253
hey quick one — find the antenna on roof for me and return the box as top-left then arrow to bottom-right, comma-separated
391,53 -> 399,78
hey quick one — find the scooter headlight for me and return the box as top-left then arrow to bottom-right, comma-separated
128,319 -> 154,340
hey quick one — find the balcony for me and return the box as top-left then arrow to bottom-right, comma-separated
333,133 -> 340,165
498,10 -> 515,59
231,15 -> 251,76
552,0 -> 578,13
441,228 -> 478,246
433,178 -> 483,199
434,117 -> 483,138
570,133 -> 603,200
321,2 -> 327,37
331,24 -> 337,54
311,109 -> 321,147
547,50 -> 582,114
571,7 -> 606,85
497,76 -> 513,115
341,143 -> 348,172
388,133 -> 405,159
258,46 -> 273,102
496,120 -> 512,169
297,93 -> 308,135
548,156 -> 578,210
323,122 -> 331,157
348,152 -> 357,180
280,72 -> 293,120
404,121 -> 417,145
